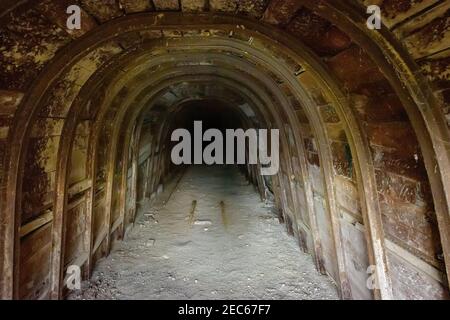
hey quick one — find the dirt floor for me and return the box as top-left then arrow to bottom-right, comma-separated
68,166 -> 339,300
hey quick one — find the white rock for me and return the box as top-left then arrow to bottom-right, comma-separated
194,219 -> 212,226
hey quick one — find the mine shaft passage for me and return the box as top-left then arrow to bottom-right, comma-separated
68,166 -> 338,300
1,1 -> 449,301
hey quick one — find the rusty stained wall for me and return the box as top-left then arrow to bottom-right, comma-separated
265,1 -> 448,299
328,39 -> 446,300
16,45 -> 119,297
360,0 -> 450,298
0,11 -> 72,297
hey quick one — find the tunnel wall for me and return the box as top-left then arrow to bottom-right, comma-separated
0,1 -> 449,300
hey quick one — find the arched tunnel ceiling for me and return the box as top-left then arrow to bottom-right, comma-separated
0,0 -> 449,300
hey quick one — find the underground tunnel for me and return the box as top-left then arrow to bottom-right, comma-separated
0,0 -> 449,301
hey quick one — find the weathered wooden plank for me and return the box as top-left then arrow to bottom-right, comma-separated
68,179 -> 92,198
19,211 -> 53,238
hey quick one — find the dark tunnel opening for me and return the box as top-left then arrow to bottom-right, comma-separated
167,100 -> 246,170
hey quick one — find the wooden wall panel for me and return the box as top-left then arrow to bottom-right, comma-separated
19,223 -> 52,299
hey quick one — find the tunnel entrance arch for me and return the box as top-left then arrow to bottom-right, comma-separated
0,6 -> 446,300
